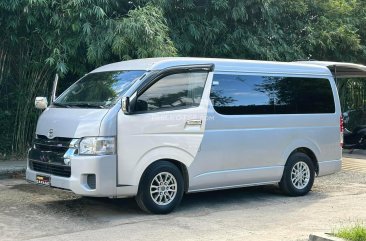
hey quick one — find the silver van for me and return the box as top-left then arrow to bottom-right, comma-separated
27,57 -> 350,214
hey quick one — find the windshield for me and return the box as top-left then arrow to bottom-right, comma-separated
54,70 -> 145,108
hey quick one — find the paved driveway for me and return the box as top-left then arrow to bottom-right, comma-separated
342,150 -> 366,173
0,157 -> 366,241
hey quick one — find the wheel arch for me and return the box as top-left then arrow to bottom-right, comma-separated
138,158 -> 190,193
288,147 -> 319,175
282,139 -> 320,176
130,145 -> 194,187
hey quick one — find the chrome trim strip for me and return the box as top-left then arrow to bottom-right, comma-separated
188,181 -> 278,193
194,165 -> 284,178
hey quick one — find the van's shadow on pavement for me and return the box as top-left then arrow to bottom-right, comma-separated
11,182 -> 328,220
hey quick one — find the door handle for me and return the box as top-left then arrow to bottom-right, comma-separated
186,119 -> 202,126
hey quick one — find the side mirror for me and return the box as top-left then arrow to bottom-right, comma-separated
121,96 -> 130,114
35,97 -> 48,110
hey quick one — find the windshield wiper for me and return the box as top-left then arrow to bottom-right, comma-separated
52,102 -> 71,108
66,103 -> 106,109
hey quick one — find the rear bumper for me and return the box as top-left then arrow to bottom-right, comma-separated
26,155 -> 117,197
318,159 -> 342,176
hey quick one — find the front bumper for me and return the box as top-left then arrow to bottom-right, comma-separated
26,155 -> 117,197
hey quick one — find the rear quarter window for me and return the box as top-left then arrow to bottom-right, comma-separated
210,74 -> 335,115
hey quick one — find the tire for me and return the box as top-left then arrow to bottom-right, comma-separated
279,152 -> 315,196
135,161 -> 184,214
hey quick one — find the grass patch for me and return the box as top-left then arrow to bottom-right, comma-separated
334,224 -> 366,241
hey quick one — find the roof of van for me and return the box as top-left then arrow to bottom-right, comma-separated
91,57 -> 332,76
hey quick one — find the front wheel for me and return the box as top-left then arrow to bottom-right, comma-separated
280,152 -> 315,196
135,161 -> 184,214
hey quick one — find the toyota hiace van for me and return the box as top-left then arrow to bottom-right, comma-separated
27,58 -> 356,214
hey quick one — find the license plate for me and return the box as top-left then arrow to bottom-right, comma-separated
36,175 -> 50,186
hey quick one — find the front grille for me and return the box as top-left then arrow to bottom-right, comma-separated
29,135 -> 73,177
30,160 -> 71,177
34,135 -> 71,153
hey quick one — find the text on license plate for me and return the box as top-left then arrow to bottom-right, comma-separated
36,175 -> 50,185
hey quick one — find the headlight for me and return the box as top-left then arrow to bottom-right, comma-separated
79,137 -> 115,155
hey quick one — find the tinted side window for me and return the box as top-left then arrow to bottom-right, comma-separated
135,72 -> 208,112
210,74 -> 335,115
211,75 -> 274,114
273,77 -> 335,114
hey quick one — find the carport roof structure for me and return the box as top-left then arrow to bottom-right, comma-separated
297,61 -> 366,79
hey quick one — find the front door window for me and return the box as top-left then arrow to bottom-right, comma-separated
135,72 -> 208,112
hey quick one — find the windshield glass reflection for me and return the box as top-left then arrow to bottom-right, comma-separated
54,71 -> 145,108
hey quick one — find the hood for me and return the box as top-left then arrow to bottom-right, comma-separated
36,107 -> 110,138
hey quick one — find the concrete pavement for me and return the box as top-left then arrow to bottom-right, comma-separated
0,170 -> 363,241
342,158 -> 366,173
341,149 -> 366,173
0,153 -> 365,241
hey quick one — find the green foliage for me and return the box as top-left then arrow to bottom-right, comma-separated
1,0 -> 175,75
0,0 -> 366,156
334,223 -> 366,241
302,0 -> 364,62
158,0 -> 366,62
112,5 -> 177,60
0,0 -> 176,155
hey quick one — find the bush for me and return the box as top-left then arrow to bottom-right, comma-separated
334,224 -> 366,241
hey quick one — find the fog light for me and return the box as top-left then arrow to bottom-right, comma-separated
87,174 -> 96,189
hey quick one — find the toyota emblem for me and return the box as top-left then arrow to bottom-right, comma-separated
48,129 -> 54,139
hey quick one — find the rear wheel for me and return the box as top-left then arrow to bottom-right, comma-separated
135,161 -> 184,214
280,152 -> 315,196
